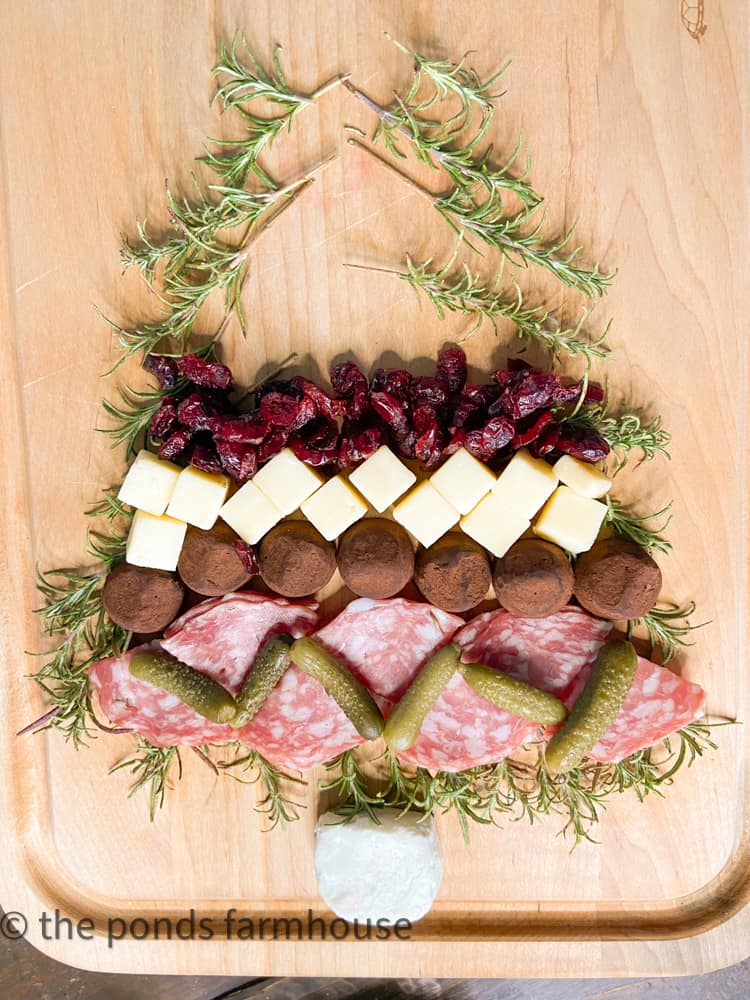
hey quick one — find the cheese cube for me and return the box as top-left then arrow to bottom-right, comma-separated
492,448 -> 558,518
219,481 -> 283,545
252,448 -> 325,515
459,492 -> 530,558
392,481 -> 460,549
301,476 -> 367,541
117,449 -> 180,516
348,446 -> 416,513
553,454 -> 612,499
166,466 -> 230,530
533,486 -> 607,554
429,447 -> 496,515
125,509 -> 187,571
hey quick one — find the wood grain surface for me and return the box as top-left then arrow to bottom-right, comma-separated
0,0 -> 748,979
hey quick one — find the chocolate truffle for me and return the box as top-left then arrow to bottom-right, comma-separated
338,519 -> 414,599
574,538 -> 662,620
178,522 -> 253,597
102,563 -> 184,633
258,521 -> 336,598
493,539 -> 574,618
414,533 -> 491,613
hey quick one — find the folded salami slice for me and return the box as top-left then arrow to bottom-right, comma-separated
313,597 -> 463,715
456,605 -> 612,697
563,655 -> 706,763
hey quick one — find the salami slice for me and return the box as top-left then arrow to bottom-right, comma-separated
90,642 -> 239,747
313,597 -> 463,714
398,673 -> 538,772
456,605 -> 612,697
162,591 -> 318,683
563,655 -> 706,763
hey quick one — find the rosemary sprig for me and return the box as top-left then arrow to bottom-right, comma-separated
204,33 -> 345,188
604,496 -> 673,553
564,404 -> 671,471
320,749 -> 386,823
347,254 -> 610,359
350,137 -> 611,297
627,602 -> 707,664
110,740 -> 182,821
214,743 -> 306,829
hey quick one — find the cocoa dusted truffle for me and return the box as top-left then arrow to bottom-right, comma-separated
574,538 -> 662,620
178,523 -> 253,597
338,519 -> 414,600
493,539 -> 574,618
102,563 -> 184,633
258,521 -> 336,598
414,533 -> 491,613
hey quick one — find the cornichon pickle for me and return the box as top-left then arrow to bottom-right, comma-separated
383,643 -> 460,752
231,633 -> 293,728
462,662 -> 568,725
289,637 -> 384,740
129,651 -> 237,724
544,639 -> 638,774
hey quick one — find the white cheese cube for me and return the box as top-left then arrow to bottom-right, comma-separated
347,445 -> 416,513
301,475 -> 367,541
459,492 -> 530,558
117,449 -> 180,516
392,481 -> 460,549
252,448 -> 325,515
492,448 -> 558,518
315,809 -> 442,923
533,485 -> 607,554
553,454 -> 612,499
125,509 -> 187,571
429,447 -> 496,515
219,481 -> 283,545
166,466 -> 230,530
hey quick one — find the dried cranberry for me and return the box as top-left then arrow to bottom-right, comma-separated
143,354 -> 179,389
411,376 -> 448,408
258,431 -> 288,463
370,392 -> 410,435
300,418 -> 340,451
288,437 -> 339,467
235,541 -> 259,575
393,427 -> 418,460
436,347 -> 467,393
555,428 -> 610,463
290,376 -> 347,420
149,397 -> 177,441
259,392 -> 314,429
216,440 -> 258,481
189,442 -> 224,475
176,392 -> 218,430
176,353 -> 233,391
207,413 -> 266,444
255,378 -> 302,401
158,427 -> 193,460
512,410 -> 554,449
583,382 -> 605,404
338,420 -> 383,468
465,416 -> 514,461
496,370 -> 574,419
529,425 -> 561,457
370,368 -> 412,402
330,361 -> 369,418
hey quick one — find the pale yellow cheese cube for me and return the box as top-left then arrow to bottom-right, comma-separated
553,454 -> 612,499
301,475 -> 368,541
459,493 -> 530,558
219,481 -> 283,545
533,486 -> 607,554
348,446 -> 416,513
117,449 -> 180,516
125,509 -> 187,571
252,448 -> 325,515
392,481 -> 460,549
166,466 -> 230,530
429,447 -> 496,515
492,448 -> 558,518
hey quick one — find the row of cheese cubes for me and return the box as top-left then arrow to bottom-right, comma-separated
391,446 -> 612,557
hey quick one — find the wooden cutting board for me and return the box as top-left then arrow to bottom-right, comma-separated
0,0 -> 747,978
